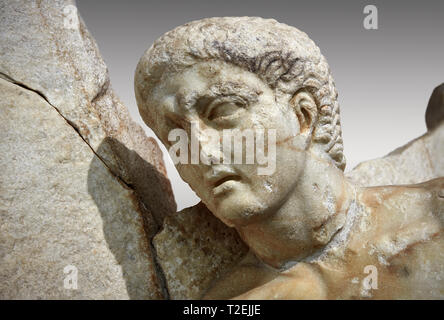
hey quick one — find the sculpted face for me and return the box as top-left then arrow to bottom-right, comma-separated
137,17 -> 348,267
151,60 -> 316,227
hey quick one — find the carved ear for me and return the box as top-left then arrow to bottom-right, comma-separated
290,90 -> 318,135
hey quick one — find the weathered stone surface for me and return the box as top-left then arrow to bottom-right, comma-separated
347,122 -> 444,187
0,79 -> 161,299
153,202 -> 248,299
0,0 -> 175,223
0,0 -> 174,299
426,83 -> 444,131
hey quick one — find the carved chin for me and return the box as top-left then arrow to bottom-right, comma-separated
212,197 -> 273,228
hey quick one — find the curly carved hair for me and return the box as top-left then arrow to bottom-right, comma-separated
135,17 -> 346,170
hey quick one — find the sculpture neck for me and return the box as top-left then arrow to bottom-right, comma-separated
236,153 -> 355,269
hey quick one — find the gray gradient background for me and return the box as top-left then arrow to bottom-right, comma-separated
77,0 -> 444,210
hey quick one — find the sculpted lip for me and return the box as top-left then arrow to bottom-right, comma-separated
212,175 -> 241,188
206,171 -> 241,195
212,177 -> 241,197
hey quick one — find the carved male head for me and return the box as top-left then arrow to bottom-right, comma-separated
135,17 -> 345,228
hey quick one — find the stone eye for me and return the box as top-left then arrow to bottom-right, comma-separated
207,100 -> 245,122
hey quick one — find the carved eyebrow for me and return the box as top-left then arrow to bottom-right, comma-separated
209,82 -> 262,99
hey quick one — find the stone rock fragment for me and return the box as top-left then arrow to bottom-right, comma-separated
347,115 -> 443,187
153,202 -> 248,299
0,0 -> 174,299
426,83 -> 444,131
0,79 -> 161,299
0,0 -> 175,223
348,82 -> 444,187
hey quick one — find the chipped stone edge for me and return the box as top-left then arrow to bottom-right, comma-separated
0,71 -> 171,299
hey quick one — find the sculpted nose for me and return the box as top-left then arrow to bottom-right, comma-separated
195,124 -> 223,165
200,141 -> 221,164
